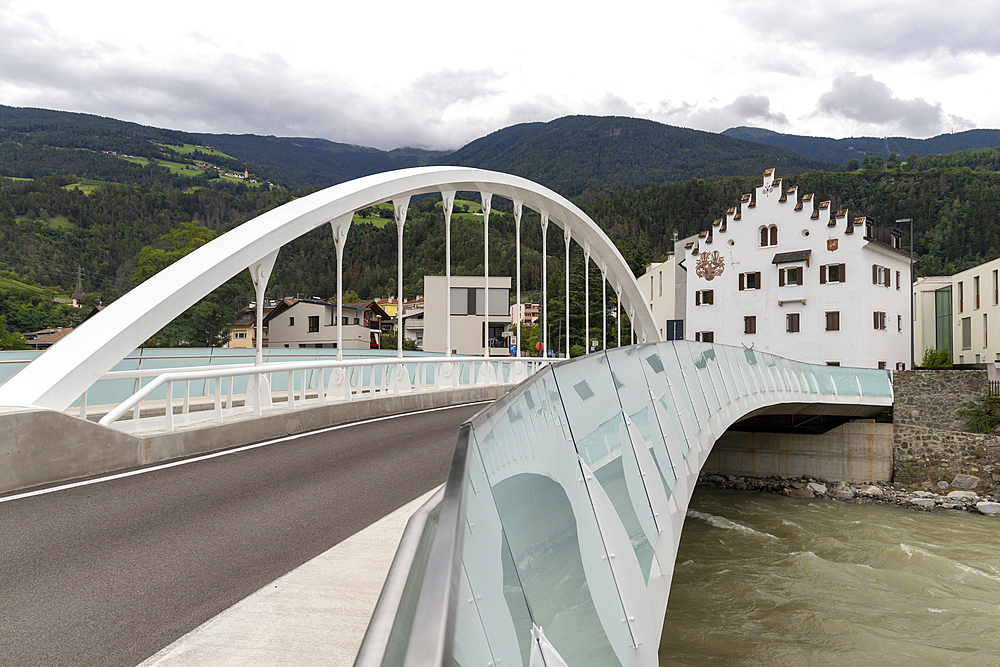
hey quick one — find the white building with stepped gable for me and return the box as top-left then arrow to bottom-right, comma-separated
685,168 -> 911,369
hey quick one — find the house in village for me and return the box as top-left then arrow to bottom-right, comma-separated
262,297 -> 380,349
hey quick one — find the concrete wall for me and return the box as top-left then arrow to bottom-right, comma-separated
0,386 -> 507,496
702,420 -> 893,483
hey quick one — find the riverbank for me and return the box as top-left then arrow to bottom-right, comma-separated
697,473 -> 1000,516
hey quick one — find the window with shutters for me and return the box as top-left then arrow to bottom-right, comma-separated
744,316 -> 756,335
739,271 -> 761,290
872,265 -> 890,287
825,311 -> 840,331
779,266 -> 803,286
896,362 -> 906,371
896,270 -> 901,290
873,311 -> 887,330
786,313 -> 800,333
695,289 -> 714,306
878,361 -> 887,370
695,331 -> 714,343
975,276 -> 981,309
958,281 -> 964,312
820,263 -> 845,284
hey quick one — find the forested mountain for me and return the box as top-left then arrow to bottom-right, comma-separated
2,105 -> 844,196
441,116 -> 836,198
723,126 -> 1000,167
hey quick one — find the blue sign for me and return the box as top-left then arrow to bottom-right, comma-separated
509,344 -> 517,356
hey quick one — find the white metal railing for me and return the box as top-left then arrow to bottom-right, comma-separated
94,355 -> 552,432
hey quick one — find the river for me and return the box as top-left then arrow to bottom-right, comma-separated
660,487 -> 1000,665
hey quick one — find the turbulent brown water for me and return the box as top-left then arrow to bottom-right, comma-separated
660,487 -> 1000,665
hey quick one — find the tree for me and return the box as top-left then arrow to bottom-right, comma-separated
921,348 -> 952,368
132,222 -> 251,347
379,330 -> 421,351
0,315 -> 29,349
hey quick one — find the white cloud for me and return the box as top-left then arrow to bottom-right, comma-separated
656,94 -> 789,132
815,72 -> 972,137
732,0 -> 1000,60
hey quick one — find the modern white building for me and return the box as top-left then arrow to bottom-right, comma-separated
913,276 -> 954,363
422,275 -> 511,356
685,169 -> 911,369
638,234 -> 697,341
914,258 -> 1000,365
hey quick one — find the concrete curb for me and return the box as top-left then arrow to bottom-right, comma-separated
0,386 -> 507,496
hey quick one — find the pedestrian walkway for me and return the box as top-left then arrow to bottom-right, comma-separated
137,487 -> 440,667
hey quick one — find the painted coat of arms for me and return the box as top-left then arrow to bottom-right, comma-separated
695,250 -> 725,281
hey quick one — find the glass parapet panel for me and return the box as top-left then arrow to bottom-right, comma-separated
470,374 -> 624,666
605,347 -> 679,499
706,344 -> 738,403
665,342 -> 710,427
552,356 -> 656,583
827,366 -> 861,395
706,344 -> 733,405
632,344 -> 693,463
857,369 -> 893,397
718,345 -> 749,398
677,342 -> 721,412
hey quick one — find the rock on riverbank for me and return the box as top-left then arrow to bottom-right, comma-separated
698,474 -> 1000,515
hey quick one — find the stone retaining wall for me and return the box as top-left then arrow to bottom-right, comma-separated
892,369 -> 998,491
893,423 -> 1000,492
892,369 -> 987,432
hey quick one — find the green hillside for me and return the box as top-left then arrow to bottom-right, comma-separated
198,134 -> 448,188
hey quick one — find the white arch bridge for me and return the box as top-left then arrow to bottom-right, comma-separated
0,168 -> 895,667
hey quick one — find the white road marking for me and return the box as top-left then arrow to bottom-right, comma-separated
0,401 -> 491,504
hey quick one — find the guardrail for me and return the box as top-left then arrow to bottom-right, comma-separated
93,355 -> 551,433
356,341 -> 895,667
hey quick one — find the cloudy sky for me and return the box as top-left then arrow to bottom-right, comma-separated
1,0 -> 994,150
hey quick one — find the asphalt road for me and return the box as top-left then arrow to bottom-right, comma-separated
0,403 -> 484,667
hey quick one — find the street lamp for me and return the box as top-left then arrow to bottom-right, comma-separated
897,218 -> 914,370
